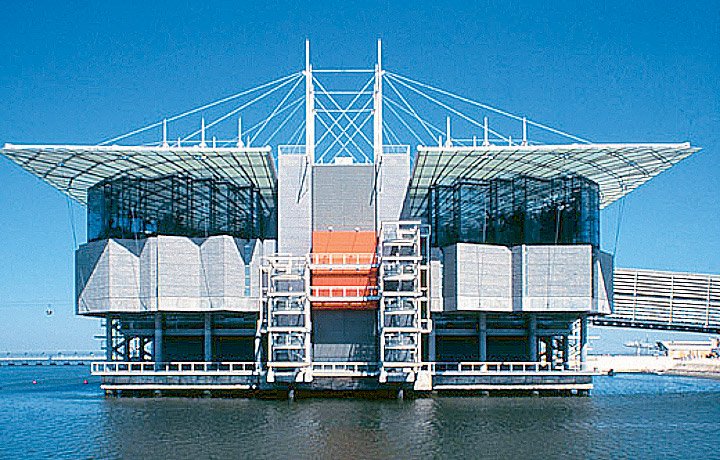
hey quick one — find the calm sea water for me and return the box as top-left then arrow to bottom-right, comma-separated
1,367 -> 720,459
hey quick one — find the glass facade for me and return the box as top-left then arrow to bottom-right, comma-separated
87,175 -> 274,242
428,175 -> 599,248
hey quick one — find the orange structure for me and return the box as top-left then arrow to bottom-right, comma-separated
310,231 -> 379,309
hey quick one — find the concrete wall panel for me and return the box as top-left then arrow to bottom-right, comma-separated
76,235 -> 269,315
516,245 -> 592,312
313,164 -> 375,232
278,154 -> 312,255
441,243 -> 612,314
377,153 -> 409,227
443,243 -> 513,312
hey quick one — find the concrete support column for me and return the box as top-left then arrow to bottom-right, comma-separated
254,315 -> 263,370
478,313 -> 487,362
123,336 -> 130,361
204,313 -> 212,362
154,313 -> 163,366
527,315 -> 537,362
428,326 -> 437,362
105,314 -> 113,361
579,315 -> 588,364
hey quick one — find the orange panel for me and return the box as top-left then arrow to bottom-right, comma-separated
312,231 -> 377,254
310,230 -> 378,309
312,274 -> 376,287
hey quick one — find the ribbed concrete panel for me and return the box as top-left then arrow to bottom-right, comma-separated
377,153 -> 409,227
76,235 -> 269,315
430,259 -> 444,312
139,238 -> 158,310
594,250 -> 613,314
312,164 -> 375,231
199,237 -> 229,302
76,239 -> 110,315
442,244 -> 513,311
441,243 -> 611,313
278,154 -> 312,255
157,236 -> 202,311
107,240 -> 143,311
514,245 -> 593,312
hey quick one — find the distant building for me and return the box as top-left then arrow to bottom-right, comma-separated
658,339 -> 720,360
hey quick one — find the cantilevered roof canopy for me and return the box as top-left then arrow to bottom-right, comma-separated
1,144 -> 277,207
406,143 -> 700,216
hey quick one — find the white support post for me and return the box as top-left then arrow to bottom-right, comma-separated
304,39 -> 315,163
478,313 -> 487,361
483,116 -> 490,146
445,116 -> 451,147
580,315 -> 588,364
237,117 -> 244,148
162,119 -> 168,147
522,116 -> 528,146
200,117 -> 207,148
373,39 -> 383,163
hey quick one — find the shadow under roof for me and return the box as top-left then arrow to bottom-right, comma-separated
406,143 -> 700,217
1,144 -> 277,208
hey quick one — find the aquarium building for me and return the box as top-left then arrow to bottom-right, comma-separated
1,43 -> 700,396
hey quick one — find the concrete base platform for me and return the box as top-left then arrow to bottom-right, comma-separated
98,372 -> 595,397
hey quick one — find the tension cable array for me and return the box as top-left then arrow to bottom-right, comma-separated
95,65 -> 593,159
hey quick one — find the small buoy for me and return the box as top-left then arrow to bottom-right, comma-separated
83,379 -> 88,384
32,380 -> 37,385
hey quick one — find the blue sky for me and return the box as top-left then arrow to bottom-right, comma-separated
0,1 -> 718,351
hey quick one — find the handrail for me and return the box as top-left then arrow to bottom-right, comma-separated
381,145 -> 410,155
91,361 -> 257,375
311,361 -> 379,376
309,253 -> 378,266
309,286 -> 380,298
424,361 -> 586,374
92,360 -> 588,376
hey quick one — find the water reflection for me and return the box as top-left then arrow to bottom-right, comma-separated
2,368 -> 720,459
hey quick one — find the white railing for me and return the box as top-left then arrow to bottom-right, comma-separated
425,361 -> 586,374
278,145 -> 307,155
382,145 -> 410,155
91,360 -> 588,377
311,361 -> 379,376
91,361 -> 257,375
309,253 -> 378,266
309,286 -> 380,299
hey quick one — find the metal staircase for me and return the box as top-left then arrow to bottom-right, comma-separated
261,255 -> 313,383
377,222 -> 432,385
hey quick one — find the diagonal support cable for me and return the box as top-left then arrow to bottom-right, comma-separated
99,72 -> 301,145
315,96 -> 374,159
313,76 -> 375,148
250,75 -> 305,145
182,74 -> 303,142
388,72 -> 591,144
384,98 -> 427,146
384,76 -> 440,142
388,74 -> 511,143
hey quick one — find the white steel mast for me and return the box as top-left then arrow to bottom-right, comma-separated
373,39 -> 383,163
305,39 -> 315,163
